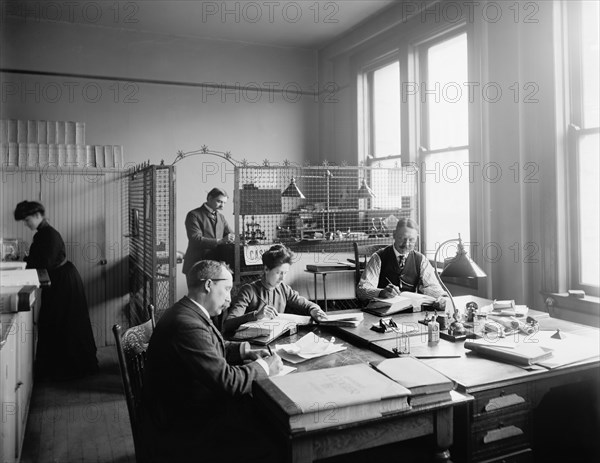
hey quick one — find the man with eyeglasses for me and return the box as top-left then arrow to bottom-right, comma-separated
144,260 -> 284,462
357,218 -> 445,302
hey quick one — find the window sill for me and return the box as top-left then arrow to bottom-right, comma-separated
541,292 -> 600,328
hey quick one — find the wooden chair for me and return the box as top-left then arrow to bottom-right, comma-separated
113,305 -> 155,463
353,242 -> 388,285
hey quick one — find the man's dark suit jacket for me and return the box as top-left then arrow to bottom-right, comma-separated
182,204 -> 232,274
144,296 -> 267,432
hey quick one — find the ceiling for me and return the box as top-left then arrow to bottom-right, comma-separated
5,0 -> 398,49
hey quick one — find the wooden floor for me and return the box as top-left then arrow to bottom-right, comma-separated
20,346 -> 136,463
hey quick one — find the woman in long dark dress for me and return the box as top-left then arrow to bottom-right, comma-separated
14,200 -> 98,380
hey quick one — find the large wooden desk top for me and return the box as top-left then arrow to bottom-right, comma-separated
323,295 -> 600,394
253,325 -> 470,463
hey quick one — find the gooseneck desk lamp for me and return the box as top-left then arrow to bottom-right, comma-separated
433,234 -> 487,316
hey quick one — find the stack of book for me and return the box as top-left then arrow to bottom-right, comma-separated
370,357 -> 455,407
253,363 -> 411,431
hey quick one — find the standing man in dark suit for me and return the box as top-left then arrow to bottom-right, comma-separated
144,260 -> 284,462
182,187 -> 234,274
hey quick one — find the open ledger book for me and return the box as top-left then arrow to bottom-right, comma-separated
364,292 -> 436,316
232,313 -> 309,345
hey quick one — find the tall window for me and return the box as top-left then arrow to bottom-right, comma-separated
366,60 -> 403,209
363,31 -> 469,257
567,1 -> 599,294
370,61 -> 401,159
420,32 -> 470,257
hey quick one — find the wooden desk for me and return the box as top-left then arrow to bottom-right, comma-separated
253,326 -> 470,463
322,296 -> 600,462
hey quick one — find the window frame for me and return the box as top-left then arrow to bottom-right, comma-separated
414,28 -> 471,258
566,1 -> 600,296
362,53 -> 403,166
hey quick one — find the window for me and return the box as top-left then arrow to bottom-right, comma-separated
369,61 -> 401,159
567,1 -> 599,294
363,31 -> 470,256
365,59 -> 403,210
419,32 -> 470,258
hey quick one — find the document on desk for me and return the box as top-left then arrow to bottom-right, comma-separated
364,295 -> 413,316
275,332 -> 346,364
273,365 -> 297,377
318,312 -> 364,327
533,330 -> 600,369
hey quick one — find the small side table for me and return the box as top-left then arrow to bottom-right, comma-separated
304,269 -> 355,312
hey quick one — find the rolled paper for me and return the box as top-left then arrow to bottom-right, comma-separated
488,315 -> 519,331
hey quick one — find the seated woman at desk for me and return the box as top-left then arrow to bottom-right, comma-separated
224,244 -> 328,333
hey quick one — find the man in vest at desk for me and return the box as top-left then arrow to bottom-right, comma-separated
182,187 -> 234,275
357,217 -> 446,302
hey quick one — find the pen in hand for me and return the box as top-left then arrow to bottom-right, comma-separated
267,345 -> 273,356
386,278 -> 401,295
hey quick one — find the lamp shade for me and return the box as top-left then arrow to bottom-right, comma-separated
440,241 -> 486,278
281,177 -> 305,199
357,179 -> 375,199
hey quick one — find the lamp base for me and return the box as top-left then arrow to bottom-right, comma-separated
439,329 -> 480,342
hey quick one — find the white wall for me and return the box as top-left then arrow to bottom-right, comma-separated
1,15 -> 320,298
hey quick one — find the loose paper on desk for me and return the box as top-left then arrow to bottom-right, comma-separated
533,330 -> 600,369
275,332 -> 346,364
277,313 -> 312,326
273,365 -> 297,377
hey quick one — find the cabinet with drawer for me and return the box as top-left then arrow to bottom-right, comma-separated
453,382 -> 534,462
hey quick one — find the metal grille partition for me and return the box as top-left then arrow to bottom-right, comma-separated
128,163 -> 176,323
234,164 -> 419,309
171,148 -> 419,310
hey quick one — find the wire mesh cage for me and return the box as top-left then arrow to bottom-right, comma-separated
128,164 -> 176,324
233,164 -> 419,308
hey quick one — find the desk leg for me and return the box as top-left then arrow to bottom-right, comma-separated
313,274 -> 318,305
288,438 -> 313,463
433,407 -> 453,462
322,274 -> 328,312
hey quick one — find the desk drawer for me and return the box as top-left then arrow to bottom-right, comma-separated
480,448 -> 533,463
473,384 -> 531,419
472,410 -> 531,460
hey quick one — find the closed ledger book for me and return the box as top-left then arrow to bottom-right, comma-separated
253,363 -> 411,432
371,357 -> 454,407
464,340 -> 553,366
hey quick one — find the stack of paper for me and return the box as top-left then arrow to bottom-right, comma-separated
318,312 -> 364,327
275,332 -> 346,364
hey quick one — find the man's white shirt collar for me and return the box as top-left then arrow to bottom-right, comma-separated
393,247 -> 409,259
204,203 -> 216,214
187,296 -> 211,320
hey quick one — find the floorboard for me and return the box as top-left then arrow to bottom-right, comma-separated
20,346 -> 135,463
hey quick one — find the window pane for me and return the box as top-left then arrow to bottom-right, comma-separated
422,150 -> 470,259
370,159 -> 418,213
581,1 -> 599,128
427,34 -> 468,150
372,61 -> 400,157
578,133 -> 600,286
